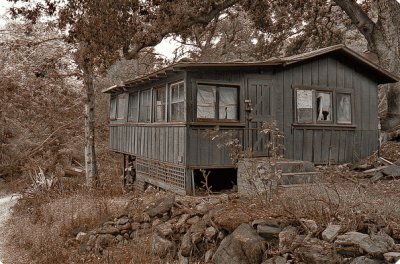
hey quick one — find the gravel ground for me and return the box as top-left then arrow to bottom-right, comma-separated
0,195 -> 17,264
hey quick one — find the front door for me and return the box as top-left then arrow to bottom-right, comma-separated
245,77 -> 274,156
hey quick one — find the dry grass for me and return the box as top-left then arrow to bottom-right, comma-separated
4,184 -> 132,264
235,168 -> 400,236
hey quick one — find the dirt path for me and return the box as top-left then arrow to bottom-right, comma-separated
0,194 -> 17,264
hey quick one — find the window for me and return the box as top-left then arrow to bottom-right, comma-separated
155,87 -> 166,122
170,81 -> 185,121
316,92 -> 332,121
128,92 -> 139,122
296,90 -> 313,123
296,88 -> 351,125
110,94 -> 125,119
139,90 -> 152,122
110,96 -> 117,119
197,84 -> 239,121
197,85 -> 216,119
337,93 -> 351,124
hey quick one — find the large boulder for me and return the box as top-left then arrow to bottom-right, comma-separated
212,223 -> 265,264
145,194 -> 175,217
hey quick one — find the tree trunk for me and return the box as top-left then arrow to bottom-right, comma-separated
334,0 -> 400,131
370,0 -> 400,130
83,62 -> 98,187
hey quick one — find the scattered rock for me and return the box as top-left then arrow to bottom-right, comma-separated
76,232 -> 89,243
186,215 -> 200,225
383,252 -> 400,263
213,208 -> 252,233
350,256 -> 383,264
322,224 -> 341,242
95,234 -> 116,251
131,222 -> 140,231
279,226 -> 297,251
335,231 -> 394,256
156,222 -> 173,237
205,226 -> 217,240
180,231 -> 192,257
300,218 -> 318,234
257,225 -> 282,240
96,226 -> 120,235
151,233 -> 175,258
262,256 -> 287,264
294,238 -> 340,264
145,194 -> 175,217
212,223 -> 265,264
175,214 -> 190,229
117,216 -> 130,225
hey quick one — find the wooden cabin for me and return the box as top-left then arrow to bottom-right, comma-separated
103,45 -> 398,194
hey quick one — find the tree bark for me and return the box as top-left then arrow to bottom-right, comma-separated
334,0 -> 400,131
82,61 -> 98,187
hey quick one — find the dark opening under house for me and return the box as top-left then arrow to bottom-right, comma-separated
103,45 -> 398,195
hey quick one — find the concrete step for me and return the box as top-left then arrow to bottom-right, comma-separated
278,171 -> 321,185
275,160 -> 315,173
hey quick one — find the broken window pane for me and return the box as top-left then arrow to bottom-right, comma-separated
128,92 -> 139,121
219,86 -> 238,120
139,90 -> 151,122
116,94 -> 125,118
170,81 -> 185,121
155,87 -> 166,122
337,94 -> 351,124
197,84 -> 216,119
296,89 -> 313,123
316,92 -> 332,121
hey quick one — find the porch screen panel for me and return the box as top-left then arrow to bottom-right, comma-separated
197,84 -> 216,119
219,86 -> 238,120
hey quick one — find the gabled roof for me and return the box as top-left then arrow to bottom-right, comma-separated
103,44 -> 399,93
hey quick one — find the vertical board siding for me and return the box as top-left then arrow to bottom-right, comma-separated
109,125 -> 186,165
284,55 -> 379,163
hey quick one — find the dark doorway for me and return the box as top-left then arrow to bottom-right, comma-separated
193,168 -> 237,193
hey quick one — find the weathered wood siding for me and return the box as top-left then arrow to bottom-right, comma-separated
109,125 -> 186,164
274,55 -> 379,164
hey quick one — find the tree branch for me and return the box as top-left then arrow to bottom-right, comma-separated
123,0 -> 239,59
333,0 -> 375,43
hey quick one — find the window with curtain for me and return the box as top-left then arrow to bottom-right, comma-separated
170,81 -> 185,121
196,83 -> 239,121
296,88 -> 351,125
337,93 -> 351,124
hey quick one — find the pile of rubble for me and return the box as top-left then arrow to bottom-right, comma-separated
74,190 -> 400,263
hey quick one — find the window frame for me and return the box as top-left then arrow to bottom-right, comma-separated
169,81 -> 186,122
196,83 -> 240,122
154,85 -> 167,122
127,91 -> 140,122
110,95 -> 118,120
139,89 -> 152,123
294,86 -> 353,126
